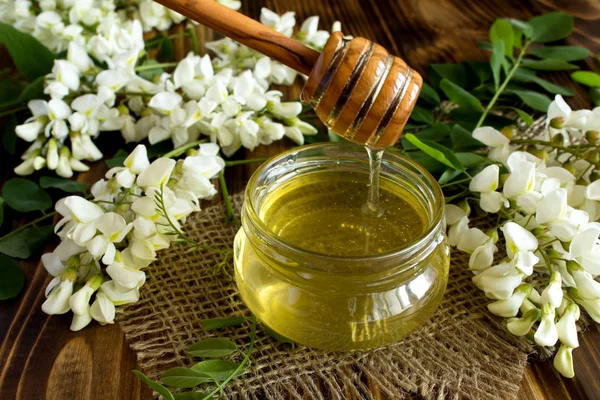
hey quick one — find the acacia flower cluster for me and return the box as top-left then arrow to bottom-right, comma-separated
446,95 -> 600,378
40,143 -> 225,330
3,2 -> 335,177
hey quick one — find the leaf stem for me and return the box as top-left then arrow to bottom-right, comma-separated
219,171 -> 241,229
134,62 -> 178,72
0,212 -> 56,242
511,138 -> 600,167
162,139 -> 207,158
201,315 -> 257,400
224,157 -> 269,167
475,41 -> 531,129
189,26 -> 199,54
0,105 -> 28,117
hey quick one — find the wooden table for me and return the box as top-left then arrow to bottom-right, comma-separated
1,0 -> 600,399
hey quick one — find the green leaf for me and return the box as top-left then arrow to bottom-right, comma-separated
511,89 -> 552,112
0,80 -> 21,103
404,134 -> 464,171
402,123 -> 451,150
507,19 -> 533,38
39,176 -> 87,193
590,88 -> 600,107
512,68 -> 536,83
409,105 -> 433,124
187,338 -> 238,358
404,150 -> 446,174
571,71 -> 600,88
105,149 -> 129,168
2,179 -> 52,212
0,23 -> 55,81
2,114 -> 17,154
0,196 -> 4,226
0,254 -> 25,300
509,107 -> 534,126
490,40 -> 505,89
429,64 -> 466,87
490,19 -> 514,58
262,324 -> 295,348
528,45 -> 590,61
478,41 -> 493,52
532,76 -> 574,96
450,124 -> 483,150
173,393 -> 211,400
455,152 -> 487,168
158,38 -> 174,61
191,360 -> 244,382
438,169 -> 462,185
418,82 -> 440,105
201,317 -> 246,330
133,370 -> 175,400
0,226 -> 54,259
439,79 -> 483,111
527,12 -> 574,43
520,59 -> 579,71
467,62 -> 493,84
161,367 -> 210,389
327,129 -> 347,143
138,59 -> 164,80
19,76 -> 46,102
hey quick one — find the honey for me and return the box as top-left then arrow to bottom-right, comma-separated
234,143 -> 449,351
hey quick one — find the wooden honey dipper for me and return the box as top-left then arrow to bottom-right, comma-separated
154,0 -> 423,147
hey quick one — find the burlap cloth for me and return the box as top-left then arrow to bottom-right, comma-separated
116,192 -> 542,400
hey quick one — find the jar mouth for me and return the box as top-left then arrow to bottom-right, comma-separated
243,142 -> 445,271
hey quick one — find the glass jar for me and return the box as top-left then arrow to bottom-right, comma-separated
234,143 -> 449,351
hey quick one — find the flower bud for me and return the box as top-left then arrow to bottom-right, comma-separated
528,148 -> 549,161
534,303 -> 558,346
507,308 -> 541,336
46,138 -> 59,170
560,241 -> 570,252
486,229 -> 499,244
553,345 -> 575,378
556,303 -> 580,348
70,304 -> 92,331
541,271 -> 563,308
584,149 -> 600,164
585,130 -> 600,144
567,260 -> 600,299
562,162 -> 576,175
528,288 -> 543,305
118,103 -> 129,116
90,292 -> 116,325
550,117 -> 565,130
501,125 -> 517,140
567,287 -> 600,323
488,283 -> 532,317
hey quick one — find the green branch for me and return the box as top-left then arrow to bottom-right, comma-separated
219,171 -> 241,229
475,41 -> 531,129
224,157 -> 269,167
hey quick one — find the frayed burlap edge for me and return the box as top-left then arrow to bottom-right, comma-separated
117,195 -> 532,400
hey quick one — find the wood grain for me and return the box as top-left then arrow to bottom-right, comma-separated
1,1 -> 600,399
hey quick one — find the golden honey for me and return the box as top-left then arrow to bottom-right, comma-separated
234,143 -> 449,351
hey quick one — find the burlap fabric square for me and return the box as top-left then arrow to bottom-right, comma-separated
116,193 -> 540,400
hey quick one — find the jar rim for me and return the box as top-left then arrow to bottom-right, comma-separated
243,142 -> 445,269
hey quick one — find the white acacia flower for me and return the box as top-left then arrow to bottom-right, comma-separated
67,41 -> 93,73
472,262 -> 524,300
56,196 -> 104,245
586,179 -> 600,201
69,275 -> 103,315
556,303 -> 580,348
70,304 -> 92,331
457,227 -> 489,253
105,144 -> 150,188
472,127 -> 511,164
90,292 -> 115,325
173,53 -> 215,99
469,238 -> 496,271
99,280 -> 140,305
87,212 -> 133,265
501,222 -> 538,259
504,161 -> 536,199
554,345 -> 575,378
42,270 -> 76,315
488,283 -> 531,317
534,304 -> 558,346
136,158 -> 176,189
541,271 -> 563,309
15,100 -> 50,142
297,16 -> 330,49
71,132 -> 103,161
260,8 -> 296,37
507,308 -> 540,336
105,251 -> 145,289
569,227 -> 600,274
567,261 -> 600,299
469,165 -> 506,213
148,91 -> 183,115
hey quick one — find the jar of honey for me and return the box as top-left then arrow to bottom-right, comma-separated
234,143 -> 449,351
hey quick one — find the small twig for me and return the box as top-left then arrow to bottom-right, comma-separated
224,157 -> 270,167
219,171 -> 241,229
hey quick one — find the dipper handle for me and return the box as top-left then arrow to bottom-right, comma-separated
154,0 -> 319,75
